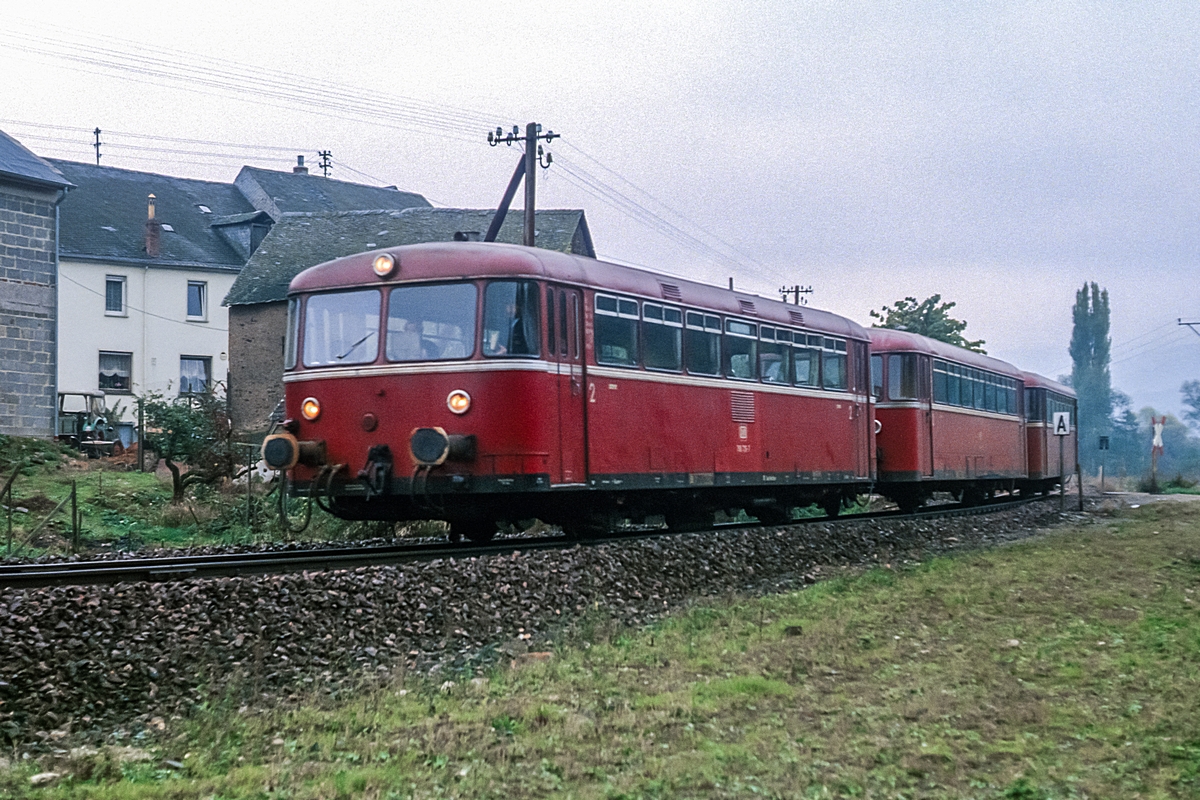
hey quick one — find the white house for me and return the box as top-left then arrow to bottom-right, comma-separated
49,157 -> 433,419
51,160 -> 256,406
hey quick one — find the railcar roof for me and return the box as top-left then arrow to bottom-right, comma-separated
867,327 -> 1024,378
1021,371 -> 1077,398
289,241 -> 869,340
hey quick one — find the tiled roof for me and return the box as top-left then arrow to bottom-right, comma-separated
224,207 -> 593,306
234,166 -> 430,219
50,159 -> 255,268
0,130 -> 71,190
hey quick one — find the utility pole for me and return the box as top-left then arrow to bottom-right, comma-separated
486,123 -> 558,246
93,128 -> 102,166
779,285 -> 813,305
318,150 -> 332,177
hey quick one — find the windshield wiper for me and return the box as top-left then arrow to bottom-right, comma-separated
336,330 -> 376,360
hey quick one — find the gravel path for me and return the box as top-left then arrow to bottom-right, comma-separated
0,500 -> 1078,744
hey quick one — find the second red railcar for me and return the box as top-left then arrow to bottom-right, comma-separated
869,329 -> 1028,510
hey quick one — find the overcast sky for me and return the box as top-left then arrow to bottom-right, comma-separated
4,1 -> 1197,422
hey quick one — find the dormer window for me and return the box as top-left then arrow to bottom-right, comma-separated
161,224 -> 175,232
197,205 -> 211,214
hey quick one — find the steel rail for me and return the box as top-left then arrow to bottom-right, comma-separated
0,494 -> 1054,590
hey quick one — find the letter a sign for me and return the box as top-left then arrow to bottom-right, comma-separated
1052,411 -> 1071,436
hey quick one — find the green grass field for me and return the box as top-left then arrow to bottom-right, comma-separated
0,436 -> 362,556
7,498 -> 1199,798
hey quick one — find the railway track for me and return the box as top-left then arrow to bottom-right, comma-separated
0,494 -> 1055,590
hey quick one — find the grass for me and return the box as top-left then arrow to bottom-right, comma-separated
5,498 -> 1199,797
0,436 -> 370,558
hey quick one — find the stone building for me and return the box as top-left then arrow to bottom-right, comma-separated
222,207 -> 595,436
0,130 -> 72,437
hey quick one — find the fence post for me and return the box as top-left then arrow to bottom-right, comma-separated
138,396 -> 145,473
71,480 -> 79,554
245,444 -> 253,532
2,465 -> 19,559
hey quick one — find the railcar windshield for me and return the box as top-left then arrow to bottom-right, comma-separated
302,289 -> 381,367
483,281 -> 540,357
386,284 -> 476,362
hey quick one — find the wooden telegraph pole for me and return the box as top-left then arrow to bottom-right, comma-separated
485,123 -> 559,246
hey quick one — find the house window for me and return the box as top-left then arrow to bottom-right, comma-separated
105,276 -> 126,315
187,281 -> 207,320
180,356 -> 212,394
98,351 -> 132,393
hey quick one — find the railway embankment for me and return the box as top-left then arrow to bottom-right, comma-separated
1,500 -> 1074,744
4,494 -> 1197,797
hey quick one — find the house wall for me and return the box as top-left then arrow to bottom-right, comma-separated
57,258 -> 236,411
0,183 -> 59,437
228,301 -> 286,437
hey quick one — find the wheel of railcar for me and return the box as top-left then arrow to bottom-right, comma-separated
961,486 -> 987,507
753,505 -> 793,526
821,495 -> 842,518
452,520 -> 496,544
665,505 -> 714,532
895,494 -> 925,514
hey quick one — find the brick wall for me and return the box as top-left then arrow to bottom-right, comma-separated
0,184 -> 58,437
228,301 -> 287,438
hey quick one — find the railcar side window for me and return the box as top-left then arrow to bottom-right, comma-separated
642,302 -> 682,371
870,355 -> 883,398
284,297 -> 300,370
887,353 -> 918,400
557,291 -> 569,357
724,319 -> 757,380
933,360 -> 1020,415
685,312 -> 722,376
1047,393 -> 1073,425
546,289 -> 556,358
594,294 -> 639,366
794,341 -> 820,387
386,284 -> 476,362
933,360 -> 948,403
822,338 -> 848,390
483,281 -> 540,357
302,289 -> 381,367
760,327 -> 792,385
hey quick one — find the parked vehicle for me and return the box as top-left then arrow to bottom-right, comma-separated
56,391 -> 120,458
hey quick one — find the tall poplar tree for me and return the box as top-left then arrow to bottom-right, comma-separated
1069,282 -> 1112,470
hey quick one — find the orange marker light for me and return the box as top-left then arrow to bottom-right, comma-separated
447,390 -> 471,415
301,397 -> 321,420
372,253 -> 396,277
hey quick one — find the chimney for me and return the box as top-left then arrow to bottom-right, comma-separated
293,155 -> 308,174
144,193 -> 161,258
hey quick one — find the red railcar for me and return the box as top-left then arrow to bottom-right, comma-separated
264,242 -> 874,539
869,329 -> 1027,510
1021,371 -> 1078,491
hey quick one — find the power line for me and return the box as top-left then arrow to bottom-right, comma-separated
2,20 -> 790,281
0,23 -> 496,142
560,141 -> 768,273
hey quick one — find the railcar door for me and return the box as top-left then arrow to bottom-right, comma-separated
550,287 -> 588,484
921,356 -> 934,477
